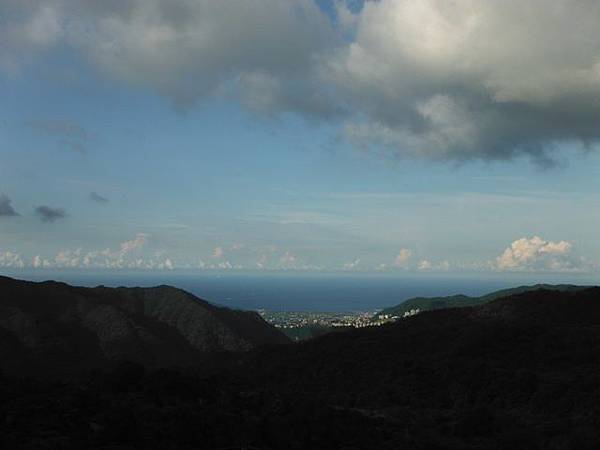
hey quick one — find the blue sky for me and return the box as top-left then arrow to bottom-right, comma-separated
1,0 -> 600,274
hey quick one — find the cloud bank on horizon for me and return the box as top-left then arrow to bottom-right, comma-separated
0,233 -> 593,274
3,0 -> 600,164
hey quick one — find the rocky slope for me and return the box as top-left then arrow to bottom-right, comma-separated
0,276 -> 289,375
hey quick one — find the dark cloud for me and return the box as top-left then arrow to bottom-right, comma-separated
89,192 -> 109,203
35,205 -> 66,223
0,194 -> 19,217
3,0 -> 339,116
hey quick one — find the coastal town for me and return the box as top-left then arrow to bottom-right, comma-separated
258,309 -> 424,341
259,310 -> 379,330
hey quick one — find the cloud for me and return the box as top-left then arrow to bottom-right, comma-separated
417,259 -> 450,271
496,236 -> 581,271
278,250 -> 297,269
0,2 -> 62,74
1,0 -> 335,114
0,194 -> 19,217
5,1 -> 600,162
330,0 -> 600,164
119,233 -> 148,254
343,258 -> 361,270
30,233 -> 173,270
89,191 -> 109,203
35,205 -> 66,222
0,251 -> 24,268
32,255 -> 52,268
279,250 -> 296,264
418,260 -> 433,271
162,258 -> 174,270
54,248 -> 82,268
394,248 -> 413,268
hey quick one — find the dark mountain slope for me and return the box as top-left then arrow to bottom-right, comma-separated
375,283 -> 586,319
3,287 -> 600,449
0,276 -> 288,375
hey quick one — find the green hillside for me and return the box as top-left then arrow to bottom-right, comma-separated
374,284 -> 588,320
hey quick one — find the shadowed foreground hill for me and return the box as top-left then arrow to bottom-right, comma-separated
3,287 -> 600,449
0,276 -> 289,375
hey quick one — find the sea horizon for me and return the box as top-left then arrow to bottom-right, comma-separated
4,269 -> 598,313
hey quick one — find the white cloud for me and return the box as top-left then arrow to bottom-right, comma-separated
119,233 -> 148,254
496,236 -> 580,271
0,251 -> 24,268
394,248 -> 413,268
343,258 -> 361,270
417,258 -> 451,271
279,250 -> 297,268
335,0 -> 359,32
160,258 -> 174,270
54,248 -> 82,268
418,259 -> 433,271
26,233 -> 174,270
256,255 -> 266,270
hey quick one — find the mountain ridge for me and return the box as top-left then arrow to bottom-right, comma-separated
374,283 -> 589,319
0,275 -> 289,376
4,286 -> 600,448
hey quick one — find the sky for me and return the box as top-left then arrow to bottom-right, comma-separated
1,0 -> 600,274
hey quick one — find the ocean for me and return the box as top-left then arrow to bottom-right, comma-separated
6,270 -> 598,312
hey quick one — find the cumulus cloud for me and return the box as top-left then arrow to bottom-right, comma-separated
32,255 -> 51,268
89,192 -> 109,203
0,251 -> 24,268
5,1 -> 600,162
343,258 -> 361,270
35,205 -> 66,222
54,248 -> 82,268
418,260 -> 433,271
69,234 -> 147,269
29,233 -> 173,270
394,248 -> 413,268
119,233 -> 147,253
496,236 -> 581,271
0,193 -> 19,217
331,0 -> 600,164
417,259 -> 450,271
1,0 -> 336,114
198,246 -> 314,271
279,250 -> 297,267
